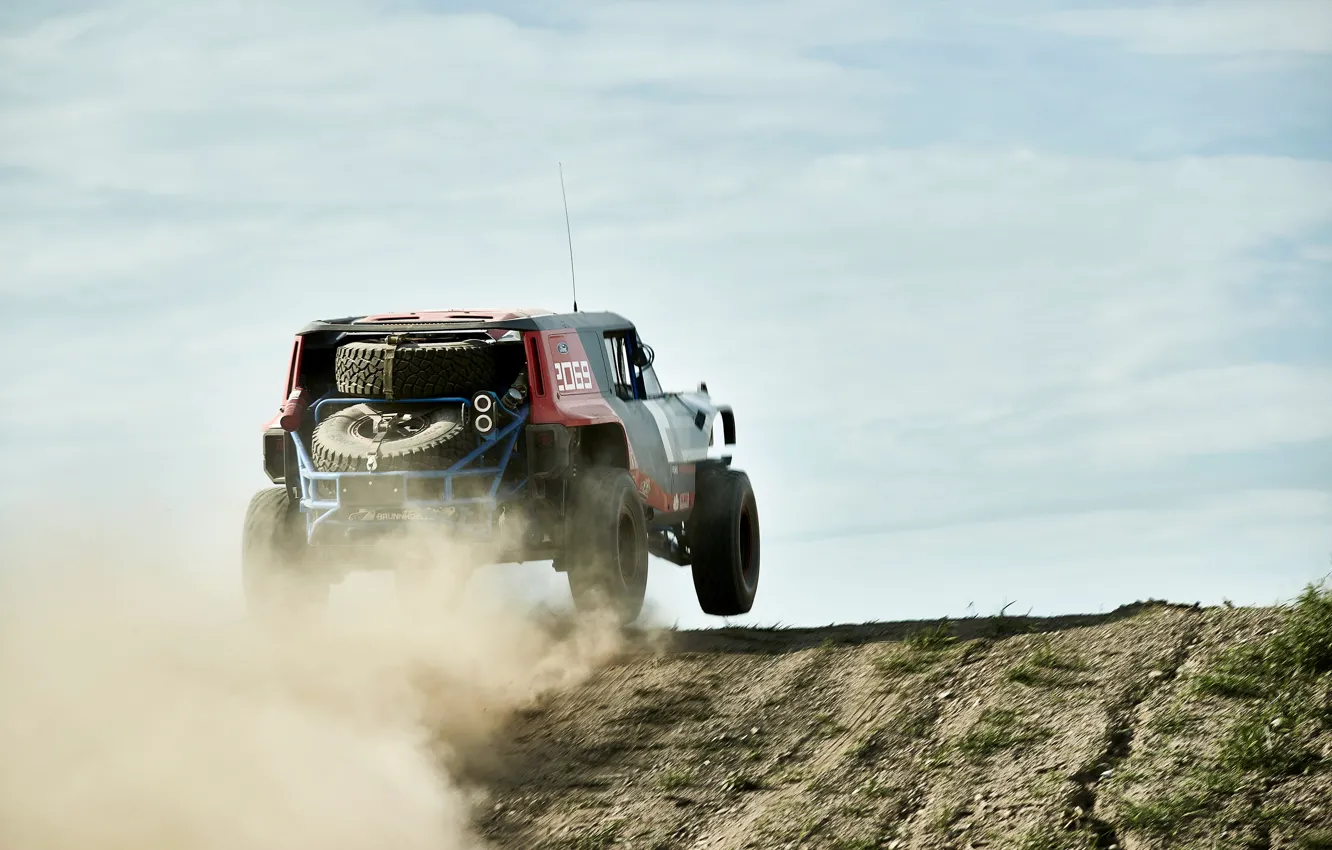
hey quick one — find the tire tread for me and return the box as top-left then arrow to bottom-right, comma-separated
689,467 -> 760,616
334,340 -> 495,399
565,467 -> 650,623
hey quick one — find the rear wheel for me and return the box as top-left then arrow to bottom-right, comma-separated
241,487 -> 329,622
689,467 -> 760,616
564,467 -> 649,624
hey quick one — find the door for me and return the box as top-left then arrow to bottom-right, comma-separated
601,330 -> 677,502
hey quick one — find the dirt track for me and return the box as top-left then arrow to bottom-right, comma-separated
470,601 -> 1332,850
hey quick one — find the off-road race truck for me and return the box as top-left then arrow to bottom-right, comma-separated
242,308 -> 760,623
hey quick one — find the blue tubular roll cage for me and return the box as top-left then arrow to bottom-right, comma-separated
289,393 -> 530,542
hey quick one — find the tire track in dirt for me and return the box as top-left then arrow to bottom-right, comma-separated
1065,604 -> 1204,848
886,606 -> 1206,848
1097,604 -> 1332,848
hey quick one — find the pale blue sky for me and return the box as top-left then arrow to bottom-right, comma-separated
1,0 -> 1329,628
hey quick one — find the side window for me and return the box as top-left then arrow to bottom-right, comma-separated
628,332 -> 664,399
638,364 -> 664,398
602,333 -> 635,401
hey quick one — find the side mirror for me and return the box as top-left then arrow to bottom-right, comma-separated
632,343 -> 654,369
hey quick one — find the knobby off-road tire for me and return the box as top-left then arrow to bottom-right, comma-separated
241,487 -> 329,622
335,339 -> 495,400
689,467 -> 760,616
564,467 -> 650,624
311,402 -> 471,472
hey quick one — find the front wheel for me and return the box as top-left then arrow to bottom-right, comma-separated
241,487 -> 329,622
689,467 -> 760,616
563,467 -> 650,624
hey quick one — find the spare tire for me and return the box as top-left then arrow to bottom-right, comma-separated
335,338 -> 495,399
311,402 -> 472,472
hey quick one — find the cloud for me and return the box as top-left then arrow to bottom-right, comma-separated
1050,1 -> 1332,56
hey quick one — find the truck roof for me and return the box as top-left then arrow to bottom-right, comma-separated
296,308 -> 634,336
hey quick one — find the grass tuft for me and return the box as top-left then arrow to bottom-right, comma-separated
1216,710 -> 1316,776
1193,644 -> 1270,699
955,708 -> 1050,762
905,619 -> 956,651
856,775 -> 898,800
876,621 -> 957,676
1114,767 -> 1243,835
1145,700 -> 1197,736
1278,582 -> 1332,674
876,648 -> 944,675
987,602 -> 1033,637
656,767 -> 695,791
1118,789 -> 1211,836
1016,825 -> 1098,850
1118,581 -> 1332,840
560,820 -> 623,850
1028,637 -> 1090,671
1297,829 -> 1332,850
1194,583 -> 1332,701
1007,663 -> 1077,689
1008,637 -> 1092,688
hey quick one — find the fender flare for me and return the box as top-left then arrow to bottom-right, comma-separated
716,405 -> 736,445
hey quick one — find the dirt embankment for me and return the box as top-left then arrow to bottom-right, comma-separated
474,597 -> 1332,850
2,554 -> 1328,850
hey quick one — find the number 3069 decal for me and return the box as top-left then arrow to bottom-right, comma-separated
555,360 -> 592,392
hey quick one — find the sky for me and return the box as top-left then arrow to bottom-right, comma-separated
1,0 -> 1330,629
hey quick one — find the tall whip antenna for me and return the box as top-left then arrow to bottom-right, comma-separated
559,162 -> 578,312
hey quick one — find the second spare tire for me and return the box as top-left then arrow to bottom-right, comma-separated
311,402 -> 471,472
335,337 -> 495,399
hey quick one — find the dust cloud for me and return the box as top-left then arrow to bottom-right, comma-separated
0,519 -> 629,850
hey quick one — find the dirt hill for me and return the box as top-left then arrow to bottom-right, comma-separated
471,593 -> 1332,850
